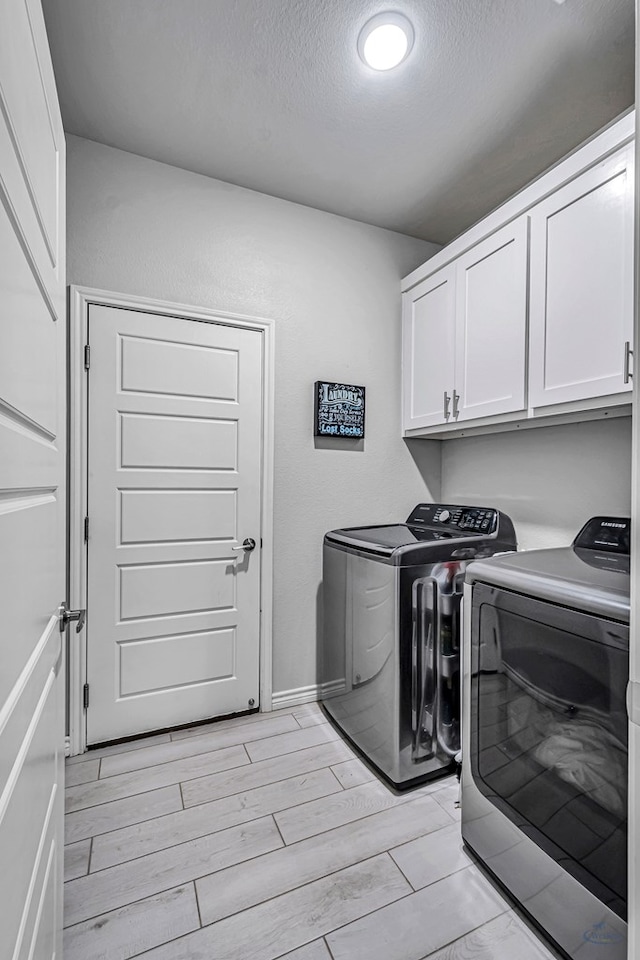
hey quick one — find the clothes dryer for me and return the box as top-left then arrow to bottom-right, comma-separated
462,516 -> 630,960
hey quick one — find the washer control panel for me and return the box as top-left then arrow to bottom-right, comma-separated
406,503 -> 497,535
456,508 -> 496,533
434,506 -> 463,525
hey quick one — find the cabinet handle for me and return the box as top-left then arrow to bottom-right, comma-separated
453,391 -> 460,419
443,391 -> 451,420
624,341 -> 633,384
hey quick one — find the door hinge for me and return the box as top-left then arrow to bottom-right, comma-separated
84,344 -> 91,370
83,683 -> 90,710
84,516 -> 90,542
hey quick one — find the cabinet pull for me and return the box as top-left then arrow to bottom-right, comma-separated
624,341 -> 633,384
443,391 -> 451,420
453,391 -> 460,419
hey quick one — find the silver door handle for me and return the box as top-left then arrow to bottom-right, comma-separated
452,391 -> 460,419
624,341 -> 633,384
59,602 -> 86,634
443,391 -> 451,420
233,538 -> 257,553
435,573 -> 464,759
411,577 -> 438,762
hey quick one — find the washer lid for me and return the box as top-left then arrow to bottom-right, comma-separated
327,523 -> 463,552
324,503 -> 517,564
324,521 -> 493,566
467,546 -> 630,623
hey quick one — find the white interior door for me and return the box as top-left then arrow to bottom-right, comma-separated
0,1 -> 66,957
86,305 -> 263,744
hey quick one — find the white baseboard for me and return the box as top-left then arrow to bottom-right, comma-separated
271,679 -> 346,710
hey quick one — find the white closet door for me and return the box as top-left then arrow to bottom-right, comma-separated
529,144 -> 634,408
0,1 -> 66,957
454,218 -> 528,422
403,266 -> 456,430
86,305 -> 263,744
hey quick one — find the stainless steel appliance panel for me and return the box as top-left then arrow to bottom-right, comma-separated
322,503 -> 517,790
462,575 -> 628,959
322,543 -> 467,788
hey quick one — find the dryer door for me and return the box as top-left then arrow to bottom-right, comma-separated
470,583 -> 629,920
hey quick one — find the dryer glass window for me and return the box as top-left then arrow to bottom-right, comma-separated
471,585 -> 628,920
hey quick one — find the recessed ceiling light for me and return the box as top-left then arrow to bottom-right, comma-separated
357,13 -> 414,71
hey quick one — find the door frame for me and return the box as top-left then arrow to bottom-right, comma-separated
629,38 -> 639,960
68,285 -> 275,756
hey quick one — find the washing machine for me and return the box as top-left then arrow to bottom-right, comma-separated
320,502 -> 517,790
462,516 -> 630,960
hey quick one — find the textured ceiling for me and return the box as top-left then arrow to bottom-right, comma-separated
42,0 -> 634,243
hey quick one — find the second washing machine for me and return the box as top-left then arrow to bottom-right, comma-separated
320,502 -> 517,789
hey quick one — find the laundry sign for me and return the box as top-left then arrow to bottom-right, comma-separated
314,381 -> 365,438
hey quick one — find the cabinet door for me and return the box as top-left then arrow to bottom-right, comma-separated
529,144 -> 634,408
454,218 -> 528,422
402,265 -> 456,430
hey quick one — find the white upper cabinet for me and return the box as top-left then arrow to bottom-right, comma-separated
402,265 -> 455,430
528,144 -> 634,408
454,218 -> 528,422
402,219 -> 528,431
401,112 -> 634,438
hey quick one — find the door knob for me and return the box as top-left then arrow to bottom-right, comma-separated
233,538 -> 257,553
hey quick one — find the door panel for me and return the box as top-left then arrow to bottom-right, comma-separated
119,628 -> 236,696
119,489 -> 237,543
0,205 -> 58,430
87,306 -> 263,743
119,412 -> 238,470
529,145 -> 634,407
120,335 -> 239,400
0,4 -> 60,261
402,266 -> 456,429
0,4 -> 66,958
455,218 -> 528,421
3,625 -> 62,958
119,558 -> 236,620
0,2 -> 63,284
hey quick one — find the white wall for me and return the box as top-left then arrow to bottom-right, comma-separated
66,135 -> 441,699
441,417 -> 632,549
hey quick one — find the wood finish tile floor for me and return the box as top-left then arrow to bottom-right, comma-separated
64,703 -> 560,960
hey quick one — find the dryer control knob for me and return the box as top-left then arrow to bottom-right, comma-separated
440,510 -> 451,523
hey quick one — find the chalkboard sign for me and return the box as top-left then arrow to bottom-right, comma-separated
314,381 -> 365,438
